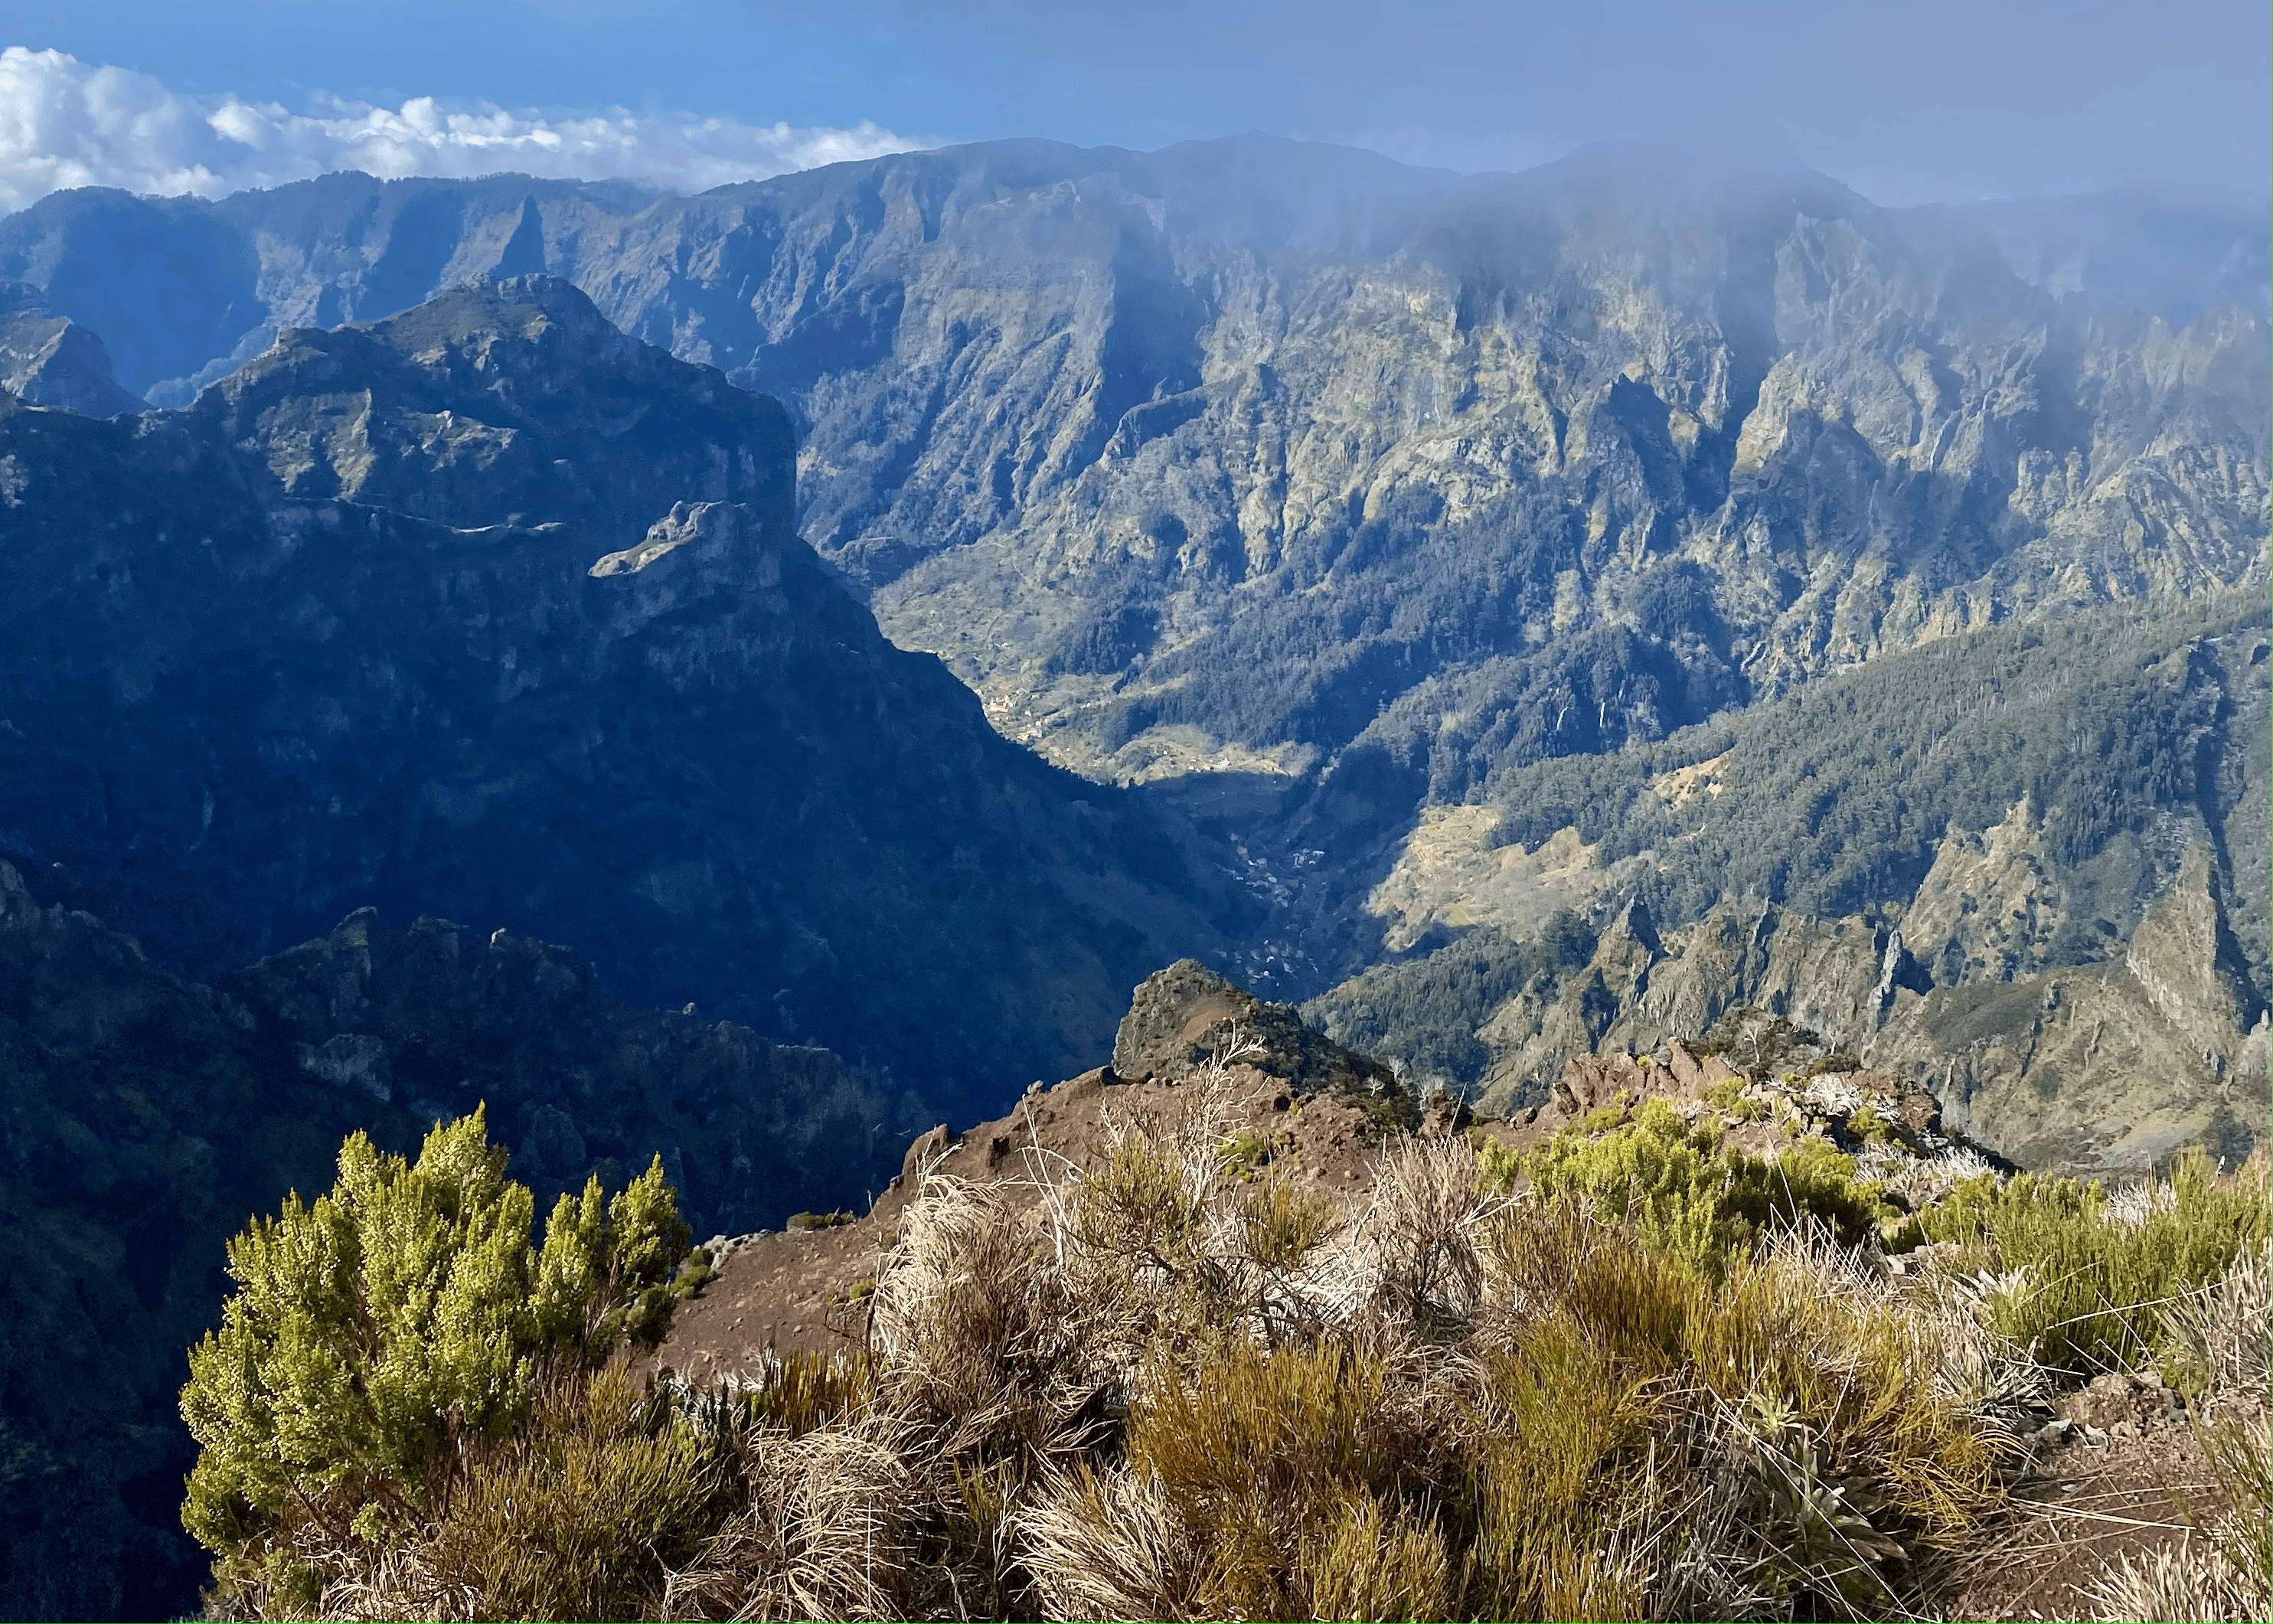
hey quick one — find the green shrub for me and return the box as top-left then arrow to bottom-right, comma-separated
729,1348 -> 875,1438
179,1107 -> 688,1557
1218,1127 -> 1280,1181
1240,1174 -> 1337,1267
1475,1132 -> 1523,1194
787,1209 -> 856,1231
1580,1103 -> 1630,1134
1472,1198 -> 2000,1613
1519,1098 -> 1892,1276
1918,1151 -> 2268,1376
1461,1315 -> 1661,1621
1703,1077 -> 1767,1121
426,1365 -> 733,1621
1125,1339 -> 1426,1620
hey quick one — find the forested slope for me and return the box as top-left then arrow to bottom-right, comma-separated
1308,593 -> 2268,1172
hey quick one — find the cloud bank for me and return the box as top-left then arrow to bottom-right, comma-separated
0,47 -> 922,213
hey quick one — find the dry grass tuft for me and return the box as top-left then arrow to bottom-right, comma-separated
663,1420 -> 915,1622
2087,1538 -> 2263,1623
193,1084 -> 2273,1620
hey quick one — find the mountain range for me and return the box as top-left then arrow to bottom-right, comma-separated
4,135 -> 2254,1117
0,271 -> 1236,1116
0,135 -> 2263,1617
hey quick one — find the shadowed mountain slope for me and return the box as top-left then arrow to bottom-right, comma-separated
0,145 -> 2260,796
0,274 -> 1236,1107
0,854 -> 908,1620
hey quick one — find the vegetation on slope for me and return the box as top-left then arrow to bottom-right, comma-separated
181,1108 -> 699,1608
184,1090 -> 2268,1621
1468,591 -> 2265,926
0,861 -> 895,1621
1308,593 -> 2269,1094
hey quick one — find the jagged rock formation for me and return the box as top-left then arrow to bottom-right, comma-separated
0,147 -> 2258,789
1308,601 -> 2268,1175
0,281 -> 142,417
1,148 -> 2260,792
5,145 -> 2257,1085
0,146 -> 2258,1252
0,857 -> 903,1620
1111,957 -> 1407,1121
0,273 -> 1236,1105
1324,837 -> 2267,1178
1486,1020 -> 2011,1196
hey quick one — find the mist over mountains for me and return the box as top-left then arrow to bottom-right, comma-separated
0,133 -> 2263,1119
0,135 -> 2263,1619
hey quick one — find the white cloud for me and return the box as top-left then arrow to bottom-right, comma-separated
0,46 -> 923,213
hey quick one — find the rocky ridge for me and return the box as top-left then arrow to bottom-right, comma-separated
1,145 -> 2260,800
2,147 -> 2262,1169
0,282 -> 142,418
1307,600 -> 2269,1175
0,273 -> 1236,1104
1109,956 -> 1408,1122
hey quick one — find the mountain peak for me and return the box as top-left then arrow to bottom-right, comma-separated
0,279 -> 143,418
191,271 -> 788,528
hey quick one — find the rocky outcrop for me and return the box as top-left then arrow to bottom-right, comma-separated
1112,958 -> 1409,1121
0,274 -> 1236,1108
1883,841 -> 2266,1174
1309,604 -> 2268,1176
1441,848 -> 2268,1176
2122,845 -> 2257,1048
1439,864 -> 2266,1176
1470,900 -> 1894,1110
1904,799 -> 2067,985
0,281 -> 142,417
1498,1018 -> 2007,1183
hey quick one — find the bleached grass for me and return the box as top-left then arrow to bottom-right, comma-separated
198,1072 -> 2267,1622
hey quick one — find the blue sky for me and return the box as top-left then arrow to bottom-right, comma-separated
1,0 -> 2265,210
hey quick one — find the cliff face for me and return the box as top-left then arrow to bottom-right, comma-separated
1307,606 -> 2269,1175
0,145 -> 2261,1166
2,146 -> 2261,793
1444,855 -> 2266,1178
0,274 -> 1233,1106
0,282 -> 142,417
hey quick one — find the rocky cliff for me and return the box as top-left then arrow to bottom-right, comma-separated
2,145 -> 2261,800
0,282 -> 141,417
0,274 -> 1236,1106
1308,601 -> 2269,1175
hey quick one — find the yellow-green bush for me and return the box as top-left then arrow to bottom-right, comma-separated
424,1366 -> 732,1621
179,1108 -> 688,1560
1466,1199 -> 2002,1616
1518,1096 -> 1891,1275
1124,1340 -> 1440,1622
1919,1150 -> 2268,1376
184,1095 -> 2051,1622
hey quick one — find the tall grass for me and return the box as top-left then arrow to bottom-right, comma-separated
1919,1150 -> 2269,1377
194,1090 -> 2270,1621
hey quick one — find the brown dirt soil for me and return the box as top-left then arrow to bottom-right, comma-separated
647,1064 -> 1464,1382
1936,1381 -> 2241,1622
